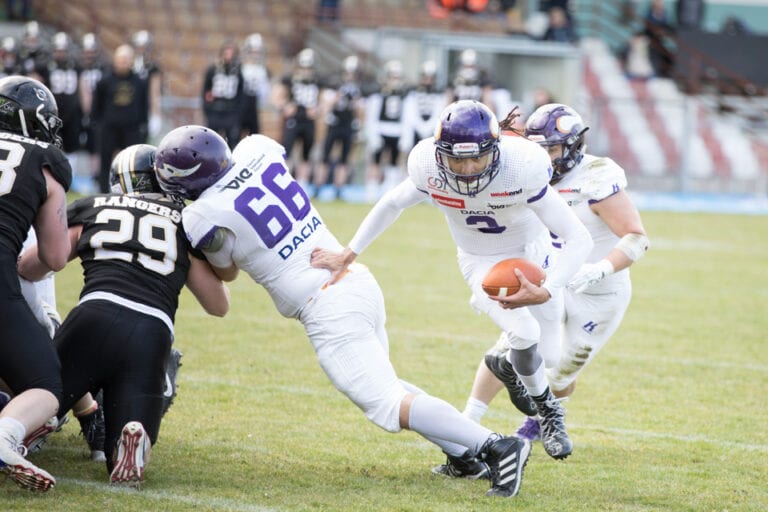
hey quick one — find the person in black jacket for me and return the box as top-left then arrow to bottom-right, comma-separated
92,44 -> 148,192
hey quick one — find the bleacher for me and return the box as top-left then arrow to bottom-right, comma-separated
23,0 -> 768,196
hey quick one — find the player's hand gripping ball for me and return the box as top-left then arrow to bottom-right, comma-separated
482,258 -> 546,297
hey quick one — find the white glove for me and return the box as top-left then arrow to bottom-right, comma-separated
149,115 -> 162,138
567,259 -> 614,294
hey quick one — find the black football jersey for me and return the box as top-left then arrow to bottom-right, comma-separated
0,132 -> 72,256
67,193 -> 199,322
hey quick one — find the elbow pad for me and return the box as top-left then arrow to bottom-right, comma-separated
615,233 -> 649,262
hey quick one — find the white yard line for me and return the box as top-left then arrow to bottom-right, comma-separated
61,479 -> 278,512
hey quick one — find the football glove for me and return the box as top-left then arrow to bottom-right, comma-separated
567,259 -> 614,294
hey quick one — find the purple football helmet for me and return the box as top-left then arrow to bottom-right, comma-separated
0,75 -> 63,147
434,100 -> 500,196
110,144 -> 159,194
154,125 -> 233,200
524,103 -> 588,184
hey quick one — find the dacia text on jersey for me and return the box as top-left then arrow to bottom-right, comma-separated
278,215 -> 323,260
93,196 -> 182,223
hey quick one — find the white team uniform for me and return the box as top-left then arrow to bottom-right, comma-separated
182,135 -> 410,432
544,154 -> 634,391
348,135 -> 593,349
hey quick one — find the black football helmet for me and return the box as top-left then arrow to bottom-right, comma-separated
109,144 -> 160,194
0,75 -> 62,146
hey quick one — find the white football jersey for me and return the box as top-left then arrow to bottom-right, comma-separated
349,134 -> 592,292
407,135 -> 553,256
183,135 -> 343,318
552,154 -> 628,263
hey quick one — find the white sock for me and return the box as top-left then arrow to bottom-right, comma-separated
462,396 -> 489,423
518,360 -> 549,397
408,393 -> 494,456
0,417 -> 26,445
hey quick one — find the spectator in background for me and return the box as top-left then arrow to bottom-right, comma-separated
92,44 -> 148,192
77,32 -> 105,194
363,59 -> 408,202
675,0 -> 705,31
314,55 -> 363,200
643,0 -> 675,77
540,0 -> 573,19
541,6 -> 578,43
1,37 -> 22,77
622,32 -> 655,80
202,40 -> 244,149
499,0 -> 525,34
402,60 -> 447,151
449,49 -> 493,106
271,47 -> 324,189
240,33 -> 271,139
47,32 -> 83,180
132,30 -> 163,142
18,21 -> 48,83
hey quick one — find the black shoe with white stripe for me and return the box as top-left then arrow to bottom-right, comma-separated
480,435 -> 531,498
484,352 -> 538,417
431,451 -> 490,480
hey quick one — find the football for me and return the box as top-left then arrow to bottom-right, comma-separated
482,258 -> 546,296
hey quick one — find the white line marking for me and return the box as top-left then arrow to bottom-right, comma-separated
62,479 -> 277,511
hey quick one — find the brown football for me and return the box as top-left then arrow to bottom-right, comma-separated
482,258 -> 546,297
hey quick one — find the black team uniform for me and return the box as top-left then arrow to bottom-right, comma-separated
54,192 -> 198,472
92,68 -> 148,192
0,133 -> 71,409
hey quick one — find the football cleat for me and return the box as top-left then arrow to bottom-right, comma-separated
110,421 -> 150,489
480,435 -> 531,498
484,352 -> 537,417
78,406 -> 106,462
0,431 -> 55,491
162,347 -> 183,416
515,416 -> 541,442
534,390 -> 572,459
22,415 -> 65,454
431,451 -> 490,480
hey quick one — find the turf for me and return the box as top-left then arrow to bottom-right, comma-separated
2,200 -> 767,511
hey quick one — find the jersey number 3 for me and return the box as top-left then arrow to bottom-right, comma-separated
0,141 -> 24,196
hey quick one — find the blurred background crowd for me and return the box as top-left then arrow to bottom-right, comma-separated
2,0 -> 767,203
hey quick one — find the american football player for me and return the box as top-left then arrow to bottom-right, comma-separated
18,143 -> 230,488
153,125 -> 532,498
310,100 -> 594,471
0,75 -> 71,492
467,103 -> 649,443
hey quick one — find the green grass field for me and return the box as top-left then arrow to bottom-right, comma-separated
2,201 -> 767,511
